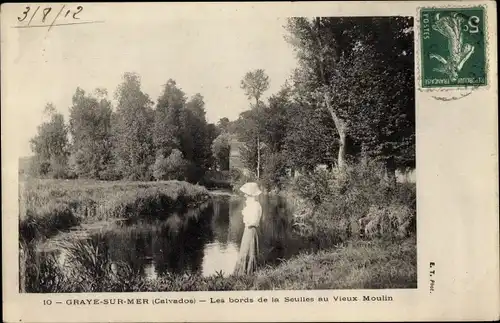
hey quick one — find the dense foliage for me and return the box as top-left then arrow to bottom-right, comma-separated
29,73 -> 219,182
29,17 -> 415,189
227,17 -> 415,188
30,104 -> 70,179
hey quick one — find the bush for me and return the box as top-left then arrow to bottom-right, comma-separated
261,152 -> 288,190
211,133 -> 231,171
30,160 -> 51,177
98,166 -> 121,181
152,149 -> 189,181
289,159 -> 416,244
229,168 -> 255,192
358,204 -> 414,239
292,169 -> 335,206
184,163 -> 204,183
29,157 -> 71,179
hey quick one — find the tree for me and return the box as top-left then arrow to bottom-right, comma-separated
240,69 -> 270,179
151,154 -> 168,181
260,87 -> 292,154
186,93 -> 206,120
232,110 -> 260,174
246,87 -> 294,186
283,102 -> 338,173
233,86 -> 294,182
205,123 -> 219,169
285,17 -> 415,177
211,133 -> 231,171
154,81 -> 215,180
68,87 -> 113,179
153,81 -> 216,181
184,93 -> 214,172
151,149 -> 188,181
154,79 -> 186,157
240,69 -> 270,104
261,152 -> 288,190
30,103 -> 69,178
112,72 -> 155,180
216,117 -> 230,133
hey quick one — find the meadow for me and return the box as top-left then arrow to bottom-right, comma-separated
19,179 -> 210,243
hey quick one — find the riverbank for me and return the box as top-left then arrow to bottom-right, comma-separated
20,162 -> 417,292
22,237 -> 416,292
19,179 -> 210,243
132,237 -> 416,291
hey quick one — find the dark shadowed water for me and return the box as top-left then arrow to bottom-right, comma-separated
37,193 -> 312,280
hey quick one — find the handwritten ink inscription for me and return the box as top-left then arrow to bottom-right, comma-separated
13,5 -> 102,30
18,5 -> 83,24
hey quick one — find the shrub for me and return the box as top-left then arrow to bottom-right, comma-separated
358,204 -> 415,239
152,149 -> 189,181
229,167 -> 255,192
289,159 -> 416,244
98,166 -> 121,181
292,169 -> 334,205
211,133 -> 231,171
261,152 -> 288,190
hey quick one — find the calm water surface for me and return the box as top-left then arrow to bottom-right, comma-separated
40,193 -> 312,280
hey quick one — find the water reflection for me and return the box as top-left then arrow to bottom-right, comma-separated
41,194 -> 311,280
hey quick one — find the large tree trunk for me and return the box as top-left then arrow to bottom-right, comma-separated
256,135 -> 260,179
337,128 -> 347,169
255,97 -> 261,179
313,19 -> 348,171
385,158 -> 397,186
324,93 -> 347,170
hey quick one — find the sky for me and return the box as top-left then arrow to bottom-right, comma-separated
2,4 -> 298,157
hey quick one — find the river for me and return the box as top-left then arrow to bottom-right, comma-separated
33,192 -> 312,281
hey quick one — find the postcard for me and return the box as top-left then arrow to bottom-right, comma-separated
1,1 -> 498,322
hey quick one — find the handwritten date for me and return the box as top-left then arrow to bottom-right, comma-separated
17,5 -> 83,26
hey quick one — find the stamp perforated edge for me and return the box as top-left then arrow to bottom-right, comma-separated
415,3 -> 490,93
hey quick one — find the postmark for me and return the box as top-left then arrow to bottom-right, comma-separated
420,7 -> 487,89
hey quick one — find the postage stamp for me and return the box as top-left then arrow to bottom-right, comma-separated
420,7 -> 487,88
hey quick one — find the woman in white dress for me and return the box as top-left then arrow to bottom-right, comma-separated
234,182 -> 262,275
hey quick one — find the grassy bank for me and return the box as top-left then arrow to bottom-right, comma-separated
21,161 -> 417,292
140,237 -> 416,291
19,179 -> 210,243
247,237 -> 416,290
22,237 -> 415,292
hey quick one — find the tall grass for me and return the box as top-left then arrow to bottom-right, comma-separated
20,242 -> 67,293
249,237 -> 417,290
19,179 -> 210,243
21,236 -> 416,293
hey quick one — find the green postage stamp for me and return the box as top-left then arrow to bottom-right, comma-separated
420,7 -> 487,88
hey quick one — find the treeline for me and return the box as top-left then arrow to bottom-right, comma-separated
29,74 -> 230,182
29,16 -> 415,189
226,16 -> 415,189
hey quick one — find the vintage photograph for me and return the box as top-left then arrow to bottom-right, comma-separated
18,13 -> 417,293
